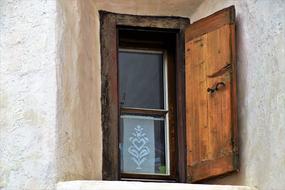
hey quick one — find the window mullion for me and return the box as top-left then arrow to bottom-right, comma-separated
120,107 -> 168,116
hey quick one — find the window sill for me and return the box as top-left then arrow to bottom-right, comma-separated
56,180 -> 256,190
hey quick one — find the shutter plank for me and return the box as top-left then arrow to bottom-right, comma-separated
185,6 -> 238,182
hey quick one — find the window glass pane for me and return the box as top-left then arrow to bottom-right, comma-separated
120,115 -> 168,175
119,51 -> 164,109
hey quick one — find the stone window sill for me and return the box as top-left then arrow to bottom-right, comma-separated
56,180 -> 256,190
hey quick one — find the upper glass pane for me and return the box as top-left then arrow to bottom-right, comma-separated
119,50 -> 164,109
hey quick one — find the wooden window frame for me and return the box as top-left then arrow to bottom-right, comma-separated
119,29 -> 176,181
99,11 -> 189,182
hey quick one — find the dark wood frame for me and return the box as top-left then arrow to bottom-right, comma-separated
99,10 -> 189,182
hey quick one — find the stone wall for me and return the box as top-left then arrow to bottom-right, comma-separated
191,1 -> 285,190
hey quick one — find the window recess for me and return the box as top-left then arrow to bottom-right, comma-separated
100,6 -> 238,183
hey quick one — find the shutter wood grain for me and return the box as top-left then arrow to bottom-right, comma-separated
185,6 -> 238,182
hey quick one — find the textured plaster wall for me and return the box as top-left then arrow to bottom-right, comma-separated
57,0 -> 102,181
94,0 -> 203,17
0,0 -> 57,189
191,1 -> 285,190
1,0 -> 285,189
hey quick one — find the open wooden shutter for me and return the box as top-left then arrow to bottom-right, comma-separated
185,6 -> 238,182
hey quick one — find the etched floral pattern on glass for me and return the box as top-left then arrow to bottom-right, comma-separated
120,115 -> 167,175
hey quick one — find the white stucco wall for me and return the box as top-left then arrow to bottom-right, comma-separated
0,0 -> 57,189
57,180 -> 254,190
1,0 -> 285,189
191,1 -> 285,190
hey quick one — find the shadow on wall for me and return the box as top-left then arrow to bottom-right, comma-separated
56,0 -> 102,181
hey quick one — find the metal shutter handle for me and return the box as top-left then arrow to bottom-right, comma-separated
207,82 -> 226,94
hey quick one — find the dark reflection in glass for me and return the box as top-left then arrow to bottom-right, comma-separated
119,51 -> 164,109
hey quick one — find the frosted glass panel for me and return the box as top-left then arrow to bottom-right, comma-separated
120,115 -> 168,175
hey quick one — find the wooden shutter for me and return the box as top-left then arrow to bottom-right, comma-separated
185,6 -> 238,182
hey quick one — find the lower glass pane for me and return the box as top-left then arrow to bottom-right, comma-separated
120,115 -> 168,175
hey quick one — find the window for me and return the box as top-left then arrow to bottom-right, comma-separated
119,50 -> 169,176
100,6 -> 238,183
118,29 -> 177,180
